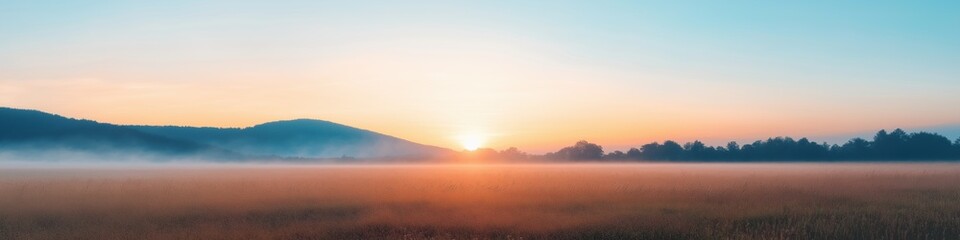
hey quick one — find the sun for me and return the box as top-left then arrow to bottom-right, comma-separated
459,134 -> 486,151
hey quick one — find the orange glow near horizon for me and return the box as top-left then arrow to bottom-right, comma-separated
3,15 -> 959,153
2,73 -> 958,153
4,69 -> 956,153
2,1 -> 960,154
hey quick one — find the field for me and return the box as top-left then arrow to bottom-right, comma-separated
1,163 -> 960,239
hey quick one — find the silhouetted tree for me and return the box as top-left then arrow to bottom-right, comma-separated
873,129 -> 909,159
498,147 -> 528,160
531,129 -> 960,162
903,132 -> 953,159
466,148 -> 499,160
955,138 -> 960,156
795,138 -> 829,160
725,141 -> 741,160
637,142 -> 671,160
638,142 -> 661,159
605,150 -> 627,160
839,138 -> 871,160
683,141 -> 704,159
550,141 -> 604,160
626,148 -> 642,159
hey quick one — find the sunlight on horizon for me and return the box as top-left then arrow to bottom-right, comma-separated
459,132 -> 487,151
1,1 -> 958,152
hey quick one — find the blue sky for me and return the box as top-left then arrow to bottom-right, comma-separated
2,1 -> 959,151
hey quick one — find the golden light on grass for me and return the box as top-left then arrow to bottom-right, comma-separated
2,163 -> 960,239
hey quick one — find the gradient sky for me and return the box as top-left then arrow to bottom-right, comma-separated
2,1 -> 959,152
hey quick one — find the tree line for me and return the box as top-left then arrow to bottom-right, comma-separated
469,129 -> 960,161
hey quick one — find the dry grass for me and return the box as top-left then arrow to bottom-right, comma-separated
1,163 -> 960,239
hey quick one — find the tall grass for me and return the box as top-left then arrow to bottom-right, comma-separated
1,163 -> 959,239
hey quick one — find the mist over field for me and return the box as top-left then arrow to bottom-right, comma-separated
3,163 -> 960,239
3,0 -> 959,239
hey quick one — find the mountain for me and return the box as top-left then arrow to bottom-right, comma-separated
130,119 -> 454,159
0,107 -> 236,160
0,107 -> 453,161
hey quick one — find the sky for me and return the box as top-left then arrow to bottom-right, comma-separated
2,1 -> 959,152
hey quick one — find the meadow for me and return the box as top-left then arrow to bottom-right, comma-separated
1,163 -> 959,239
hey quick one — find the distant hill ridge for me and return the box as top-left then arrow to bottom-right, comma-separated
130,119 -> 453,159
0,107 -> 453,161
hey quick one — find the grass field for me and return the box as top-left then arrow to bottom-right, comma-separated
1,163 -> 960,239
